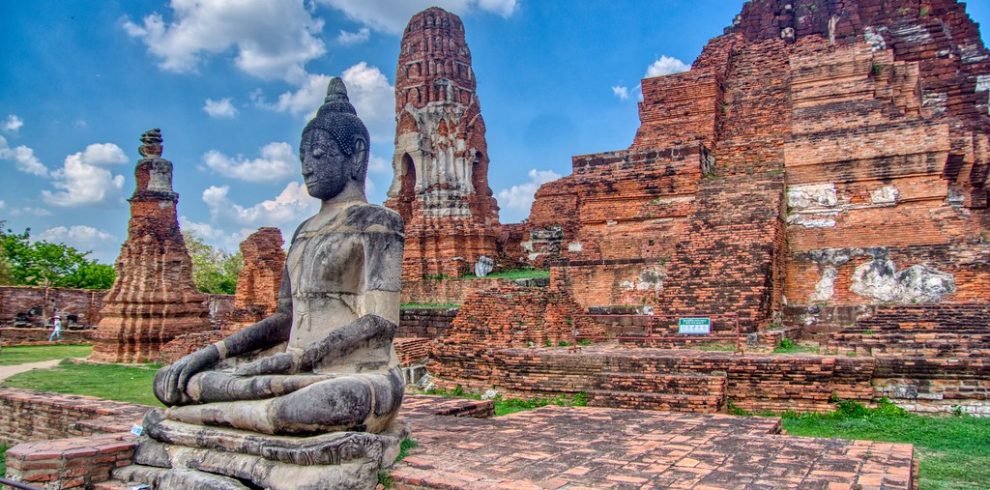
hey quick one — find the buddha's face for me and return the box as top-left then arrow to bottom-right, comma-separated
300,129 -> 348,200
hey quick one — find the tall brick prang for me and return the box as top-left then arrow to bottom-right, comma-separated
385,7 -> 501,282
225,227 -> 285,333
89,129 -> 210,363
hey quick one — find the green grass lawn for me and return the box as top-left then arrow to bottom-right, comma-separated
777,401 -> 990,490
0,344 -> 93,366
0,359 -> 163,407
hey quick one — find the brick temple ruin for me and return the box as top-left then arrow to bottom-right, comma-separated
385,7 -> 502,289
224,227 -> 285,333
415,1 -> 990,416
88,130 -> 212,363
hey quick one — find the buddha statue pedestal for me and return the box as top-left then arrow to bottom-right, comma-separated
117,411 -> 407,490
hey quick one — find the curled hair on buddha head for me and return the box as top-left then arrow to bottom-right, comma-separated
303,77 -> 370,159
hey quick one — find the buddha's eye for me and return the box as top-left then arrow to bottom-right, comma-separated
312,147 -> 325,158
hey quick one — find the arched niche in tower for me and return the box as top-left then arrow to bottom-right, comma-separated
401,153 -> 417,200
471,150 -> 486,196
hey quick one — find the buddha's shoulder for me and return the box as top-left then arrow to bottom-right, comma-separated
343,203 -> 404,234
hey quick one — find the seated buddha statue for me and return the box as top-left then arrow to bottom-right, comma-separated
153,77 -> 405,437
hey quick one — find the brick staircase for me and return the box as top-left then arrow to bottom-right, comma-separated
587,371 -> 727,413
827,304 -> 990,357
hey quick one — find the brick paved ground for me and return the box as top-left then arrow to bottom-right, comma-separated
395,405 -> 915,490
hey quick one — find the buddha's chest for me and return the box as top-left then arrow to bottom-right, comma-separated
286,230 -> 366,297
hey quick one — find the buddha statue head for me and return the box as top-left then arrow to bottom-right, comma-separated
300,77 -> 370,201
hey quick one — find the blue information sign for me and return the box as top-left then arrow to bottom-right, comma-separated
678,317 -> 711,335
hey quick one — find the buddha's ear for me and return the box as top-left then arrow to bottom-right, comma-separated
351,138 -> 368,180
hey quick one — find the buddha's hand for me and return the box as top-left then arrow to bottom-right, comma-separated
154,345 -> 220,405
234,351 -> 302,376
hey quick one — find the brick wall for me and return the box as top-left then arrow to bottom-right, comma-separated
429,283 -> 581,387
0,286 -> 104,328
398,308 -> 458,338
0,389 -> 149,446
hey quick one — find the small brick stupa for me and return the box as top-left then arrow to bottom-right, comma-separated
385,7 -> 501,281
225,227 -> 285,333
89,129 -> 210,363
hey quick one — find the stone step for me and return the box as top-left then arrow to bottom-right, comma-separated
92,480 -> 139,490
587,390 -> 725,413
594,372 -> 726,396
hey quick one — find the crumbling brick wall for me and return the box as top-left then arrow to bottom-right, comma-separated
0,286 -> 104,328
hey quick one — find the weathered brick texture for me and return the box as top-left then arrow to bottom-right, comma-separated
0,286 -> 104,328
385,8 -> 501,290
226,227 -> 285,332
508,0 -> 989,336
89,145 -> 211,363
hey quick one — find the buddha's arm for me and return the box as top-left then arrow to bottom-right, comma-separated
216,268 -> 293,360
235,314 -> 395,375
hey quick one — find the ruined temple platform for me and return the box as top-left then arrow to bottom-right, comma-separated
393,405 -> 916,490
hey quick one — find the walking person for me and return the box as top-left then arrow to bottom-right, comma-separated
49,315 -> 62,342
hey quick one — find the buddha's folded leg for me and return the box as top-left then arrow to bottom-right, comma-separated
167,368 -> 404,435
183,371 -> 334,404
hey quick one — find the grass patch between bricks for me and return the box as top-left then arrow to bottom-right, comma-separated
0,359 -> 163,407
422,386 -> 588,417
1,443 -> 7,477
0,344 -> 93,366
459,268 -> 550,281
738,399 -> 990,490
400,302 -> 459,309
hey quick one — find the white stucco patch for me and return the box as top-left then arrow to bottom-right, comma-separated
567,242 -> 583,252
810,266 -> 838,302
851,259 -> 955,303
870,185 -> 899,205
788,183 -> 838,210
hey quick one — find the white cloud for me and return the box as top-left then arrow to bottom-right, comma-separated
645,55 -> 690,78
267,73 -> 334,116
265,62 -> 395,142
337,27 -> 370,45
368,154 -> 390,174
316,0 -> 516,34
180,216 -> 252,252
203,97 -> 238,118
341,63 -> 395,142
612,85 -> 630,100
41,143 -> 128,207
122,0 -> 326,83
497,168 -> 561,218
203,142 -> 296,182
0,135 -> 48,177
476,0 -> 517,17
0,200 -> 4,210
202,181 -> 319,227
3,114 -> 24,133
10,207 -> 52,217
37,225 -> 117,251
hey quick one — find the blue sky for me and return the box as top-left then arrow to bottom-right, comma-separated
2,0 -> 989,263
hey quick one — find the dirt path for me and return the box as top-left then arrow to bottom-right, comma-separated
0,359 -> 62,381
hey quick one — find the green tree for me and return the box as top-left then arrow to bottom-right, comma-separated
0,221 -> 116,289
184,232 -> 243,295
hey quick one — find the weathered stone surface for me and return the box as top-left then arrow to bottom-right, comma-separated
226,227 -> 285,333
385,7 -> 501,287
89,129 -> 211,363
